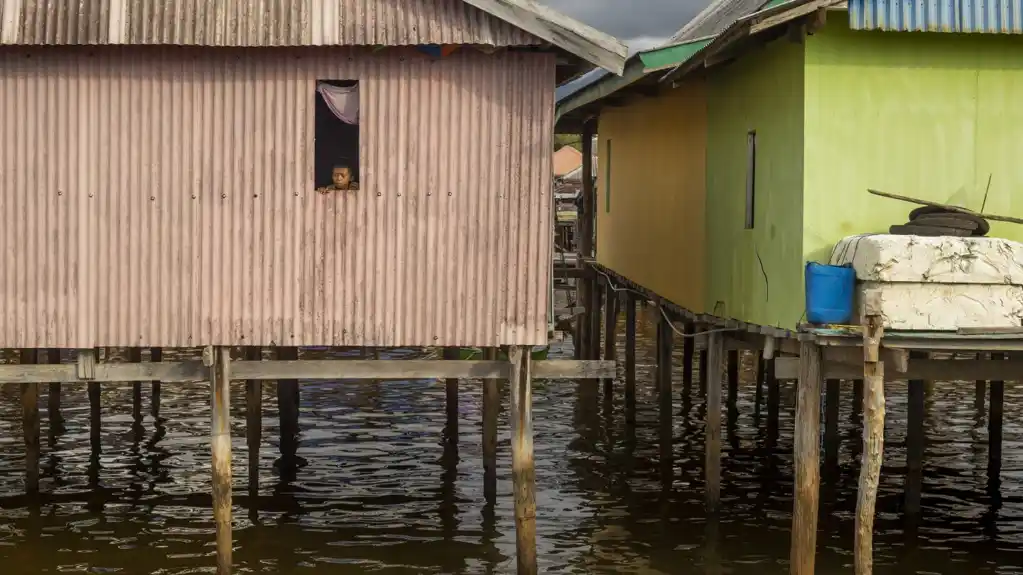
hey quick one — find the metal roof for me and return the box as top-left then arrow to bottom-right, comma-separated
0,0 -> 628,73
848,0 -> 1023,33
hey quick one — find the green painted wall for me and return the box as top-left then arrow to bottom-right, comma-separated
706,38 -> 806,329
804,19 -> 1023,266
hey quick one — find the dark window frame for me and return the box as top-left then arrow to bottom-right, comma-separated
314,79 -> 361,190
745,130 -> 756,229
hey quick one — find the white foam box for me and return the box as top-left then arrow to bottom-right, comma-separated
830,234 -> 1023,331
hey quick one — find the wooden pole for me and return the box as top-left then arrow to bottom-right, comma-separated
589,278 -> 603,363
905,363 -> 926,519
151,347 -> 162,419
509,346 -> 537,575
482,347 -> 499,505
682,323 -> 695,400
602,285 -> 619,398
129,348 -> 143,425
824,379 -> 841,470
580,121 -> 595,261
46,349 -> 62,434
209,347 -> 233,575
766,357 -> 779,449
791,341 -> 823,575
20,349 -> 39,493
88,350 -> 101,449
753,353 -> 765,422
624,295 -> 637,426
852,378 -> 863,421
658,312 -> 674,486
989,353 -> 1004,497
444,347 -> 460,441
705,331 -> 723,511
856,291 -> 886,575
245,347 -> 262,495
726,350 -> 738,421
699,345 -> 708,398
975,353 -> 987,413
277,347 -> 300,473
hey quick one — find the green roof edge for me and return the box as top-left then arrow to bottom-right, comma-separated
638,38 -> 713,72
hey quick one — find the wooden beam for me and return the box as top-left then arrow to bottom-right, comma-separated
774,358 -> 1023,382
0,359 -> 617,383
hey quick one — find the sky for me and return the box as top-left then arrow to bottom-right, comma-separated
543,0 -> 715,53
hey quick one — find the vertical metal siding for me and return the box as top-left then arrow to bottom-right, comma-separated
1,0 -> 538,45
0,46 -> 554,348
849,0 -> 1023,32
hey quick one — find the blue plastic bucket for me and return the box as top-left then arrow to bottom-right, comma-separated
805,262 -> 855,325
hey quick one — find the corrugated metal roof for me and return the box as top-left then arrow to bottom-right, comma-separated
848,0 -> 1023,33
670,0 -> 771,42
1,0 -> 538,46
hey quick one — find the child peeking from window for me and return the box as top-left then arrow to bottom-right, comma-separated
318,165 -> 359,193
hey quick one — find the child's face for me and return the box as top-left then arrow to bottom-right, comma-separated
332,167 -> 351,187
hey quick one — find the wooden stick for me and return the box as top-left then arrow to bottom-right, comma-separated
624,296 -> 637,425
20,350 -> 39,493
46,349 -> 62,434
443,347 -> 460,441
905,357 -> 926,519
603,286 -> 619,398
705,331 -> 723,511
482,347 -> 499,505
791,341 -> 823,575
245,347 -> 262,495
753,353 -> 765,421
766,357 -> 779,449
509,346 -> 537,575
856,291 -> 886,575
210,347 -> 233,575
659,314 -> 674,487
867,188 -> 1023,225
726,349 -> 739,423
276,347 -> 299,474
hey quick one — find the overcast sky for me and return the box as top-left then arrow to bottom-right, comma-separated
543,0 -> 714,52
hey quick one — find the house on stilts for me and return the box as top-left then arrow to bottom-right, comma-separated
0,1 -> 627,573
556,0 -> 1023,572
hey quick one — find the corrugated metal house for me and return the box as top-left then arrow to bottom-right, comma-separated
0,0 -> 627,349
557,0 -> 1023,331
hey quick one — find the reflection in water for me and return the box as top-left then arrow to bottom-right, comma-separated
0,312 -> 1021,573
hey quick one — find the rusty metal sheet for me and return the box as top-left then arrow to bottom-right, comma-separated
0,46 -> 554,347
1,0 -> 538,46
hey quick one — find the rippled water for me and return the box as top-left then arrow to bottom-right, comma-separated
1,306 -> 1022,573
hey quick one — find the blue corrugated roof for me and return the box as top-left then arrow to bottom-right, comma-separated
848,0 -> 1023,33
556,68 -> 612,104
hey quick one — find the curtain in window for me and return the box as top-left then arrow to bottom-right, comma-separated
317,83 -> 359,125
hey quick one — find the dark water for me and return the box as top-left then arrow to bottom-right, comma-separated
1,307 -> 1022,574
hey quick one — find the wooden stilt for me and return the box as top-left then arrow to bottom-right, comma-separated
624,295 -> 637,425
726,350 -> 739,420
129,348 -> 143,425
705,331 -> 723,511
245,347 -> 262,494
975,353 -> 987,413
753,353 -> 765,422
766,357 -> 779,449
443,347 -> 460,441
509,346 -> 537,575
856,291 -> 886,575
824,379 -> 841,470
575,277 -> 591,361
682,323 -> 695,400
791,341 -> 823,575
151,348 -> 162,419
699,346 -> 708,398
589,278 -> 603,363
852,379 -> 864,421
209,346 -> 233,575
602,285 -> 619,398
88,353 -> 101,449
482,347 -> 499,505
277,347 -> 300,472
905,368 -> 926,519
989,353 -> 1004,493
658,313 -> 674,486
46,349 -> 62,433
20,350 -> 39,493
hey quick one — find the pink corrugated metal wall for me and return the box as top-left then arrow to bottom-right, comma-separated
0,46 -> 554,348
